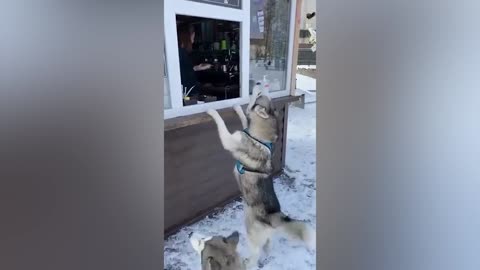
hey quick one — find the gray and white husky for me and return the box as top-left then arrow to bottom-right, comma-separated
206,85 -> 315,267
189,231 -> 246,270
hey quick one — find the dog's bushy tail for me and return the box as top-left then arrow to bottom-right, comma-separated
269,212 -> 316,250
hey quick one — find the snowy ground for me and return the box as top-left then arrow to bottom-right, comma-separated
297,65 -> 316,70
164,103 -> 317,270
295,73 -> 317,104
296,74 -> 316,92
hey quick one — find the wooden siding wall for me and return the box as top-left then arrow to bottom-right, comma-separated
164,99 -> 292,236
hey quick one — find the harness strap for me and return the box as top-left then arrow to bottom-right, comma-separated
236,129 -> 273,175
242,129 -> 274,152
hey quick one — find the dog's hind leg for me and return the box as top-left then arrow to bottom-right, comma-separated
246,229 -> 274,268
207,109 -> 242,151
233,105 -> 248,129
245,218 -> 272,268
262,237 -> 271,254
245,230 -> 265,268
270,213 -> 316,251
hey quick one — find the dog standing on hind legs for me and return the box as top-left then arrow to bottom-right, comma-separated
206,84 -> 316,268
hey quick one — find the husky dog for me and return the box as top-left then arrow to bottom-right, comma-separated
206,84 -> 315,267
189,231 -> 246,270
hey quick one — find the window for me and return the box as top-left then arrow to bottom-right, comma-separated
176,15 -> 241,107
163,0 -> 293,119
249,0 -> 291,92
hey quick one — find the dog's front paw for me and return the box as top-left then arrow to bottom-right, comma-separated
206,109 -> 218,117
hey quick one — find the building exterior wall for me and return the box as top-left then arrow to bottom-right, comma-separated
297,0 -> 316,66
299,0 -> 316,30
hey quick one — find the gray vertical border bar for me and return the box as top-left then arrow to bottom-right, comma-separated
315,1 -> 480,270
315,0 -> 320,269
0,1 -> 165,269
160,0 -> 166,266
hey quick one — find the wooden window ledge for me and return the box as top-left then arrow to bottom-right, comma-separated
165,95 -> 302,131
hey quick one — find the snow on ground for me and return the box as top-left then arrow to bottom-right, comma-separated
297,65 -> 316,70
295,74 -> 317,104
296,74 -> 316,92
164,103 -> 316,270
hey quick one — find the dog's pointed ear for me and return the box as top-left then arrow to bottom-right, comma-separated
226,231 -> 240,247
207,257 -> 221,270
252,84 -> 262,97
254,105 -> 269,119
189,232 -> 211,254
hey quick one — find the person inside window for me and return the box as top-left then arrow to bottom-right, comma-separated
177,24 -> 211,99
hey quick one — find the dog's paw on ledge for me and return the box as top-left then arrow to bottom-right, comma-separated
233,104 -> 243,112
206,108 -> 218,117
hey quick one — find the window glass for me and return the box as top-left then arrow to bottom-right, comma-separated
176,15 -> 241,107
249,0 -> 291,92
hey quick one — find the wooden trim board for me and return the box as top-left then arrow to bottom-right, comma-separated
290,0 -> 304,95
281,104 -> 290,168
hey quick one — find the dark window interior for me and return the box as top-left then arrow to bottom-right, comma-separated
176,15 -> 241,106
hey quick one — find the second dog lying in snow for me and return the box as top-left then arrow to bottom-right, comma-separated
205,84 -> 315,268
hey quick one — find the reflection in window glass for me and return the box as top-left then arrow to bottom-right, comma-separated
176,15 -> 241,107
164,47 -> 171,109
249,0 -> 291,92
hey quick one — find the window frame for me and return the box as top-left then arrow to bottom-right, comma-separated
164,45 -> 171,109
164,0 -> 296,119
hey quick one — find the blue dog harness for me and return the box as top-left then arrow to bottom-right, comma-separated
235,129 -> 274,174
